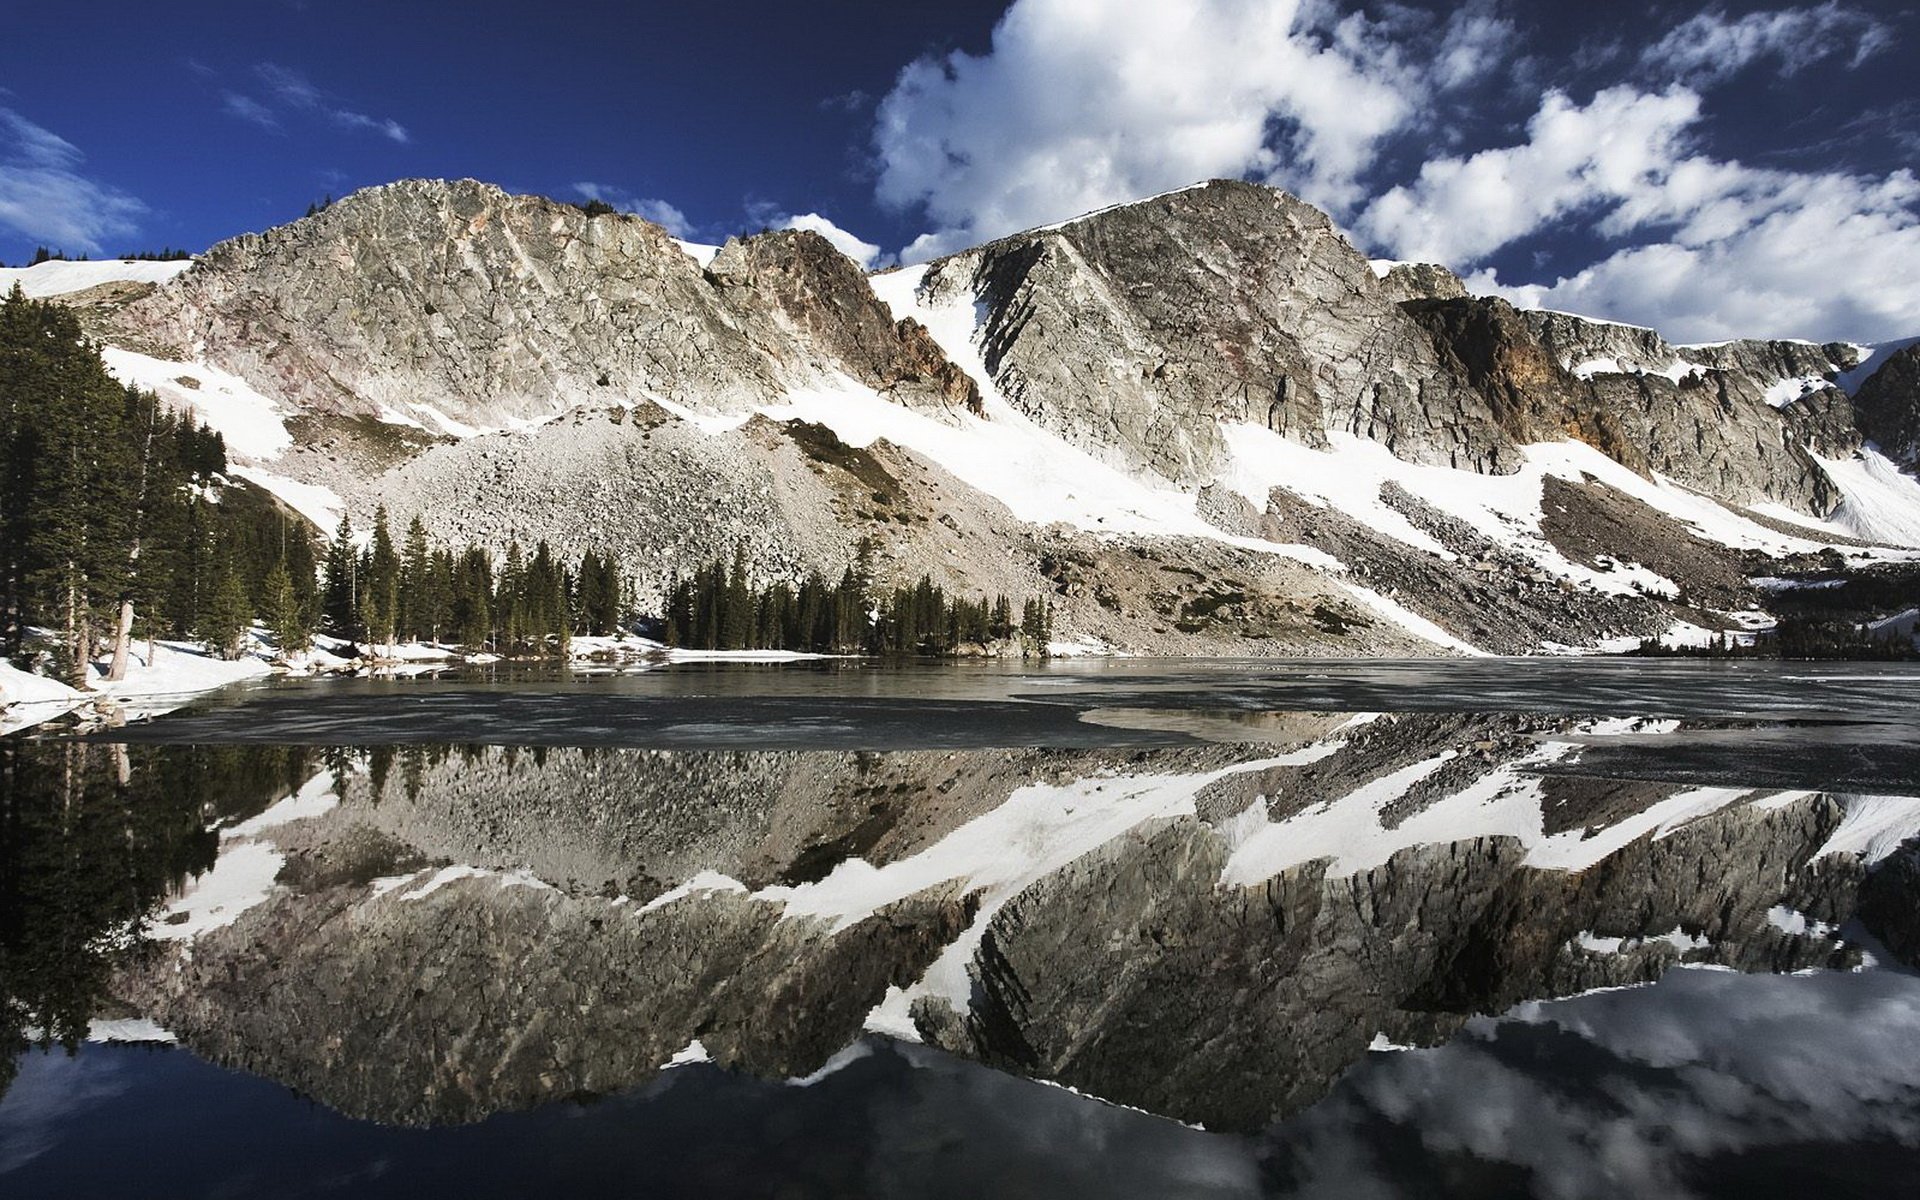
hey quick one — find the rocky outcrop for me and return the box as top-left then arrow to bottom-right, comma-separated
1854,343 -> 1920,466
1375,261 -> 1467,304
106,180 -> 979,435
704,230 -> 980,413
921,179 -> 1513,484
1406,297 -> 1859,513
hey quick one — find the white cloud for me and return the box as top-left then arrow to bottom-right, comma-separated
228,64 -> 409,144
1353,78 -> 1920,343
571,183 -> 694,238
872,0 -> 1503,261
1641,3 -> 1894,87
1357,86 -> 1703,267
779,212 -> 883,269
1473,168 -> 1920,344
0,109 -> 146,255
221,92 -> 279,131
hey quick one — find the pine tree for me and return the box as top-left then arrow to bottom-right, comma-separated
450,546 -> 492,650
199,553 -> 253,661
322,515 -> 357,639
360,507 -> 399,648
398,515 -> 432,641
261,559 -> 310,657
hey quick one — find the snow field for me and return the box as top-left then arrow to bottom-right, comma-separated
0,258 -> 191,298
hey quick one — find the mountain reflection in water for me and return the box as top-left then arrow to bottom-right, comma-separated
4,663 -> 1920,1197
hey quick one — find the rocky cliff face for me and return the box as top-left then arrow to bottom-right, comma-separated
1406,297 -> 1860,511
922,180 -> 1512,483
1855,343 -> 1920,467
108,180 -> 971,433
704,229 -> 981,414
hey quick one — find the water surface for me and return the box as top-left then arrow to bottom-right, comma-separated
6,659 -> 1920,1197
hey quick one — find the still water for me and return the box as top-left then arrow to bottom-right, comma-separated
4,659 -> 1919,1197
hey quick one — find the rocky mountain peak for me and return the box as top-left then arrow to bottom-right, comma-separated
706,229 -> 980,413
104,178 -> 984,439
918,177 -> 1513,485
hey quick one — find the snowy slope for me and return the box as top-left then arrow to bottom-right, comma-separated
0,258 -> 191,298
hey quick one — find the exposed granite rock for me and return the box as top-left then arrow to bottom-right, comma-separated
1853,343 -> 1920,466
922,179 -> 1513,484
1375,261 -> 1467,304
106,180 -> 979,435
1407,297 -> 1859,513
705,230 -> 981,413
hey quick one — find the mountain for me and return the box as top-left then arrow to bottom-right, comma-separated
35,177 -> 1920,655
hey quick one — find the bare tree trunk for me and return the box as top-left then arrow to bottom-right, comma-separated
106,596 -> 134,681
64,571 -> 90,690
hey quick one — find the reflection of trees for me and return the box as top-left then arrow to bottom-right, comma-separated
0,741 -> 317,1099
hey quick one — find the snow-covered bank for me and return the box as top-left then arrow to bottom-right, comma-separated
1,632 -> 279,734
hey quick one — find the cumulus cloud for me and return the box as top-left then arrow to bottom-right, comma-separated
778,212 -> 883,269
1473,169 -> 1920,344
1352,75 -> 1920,342
0,109 -> 146,255
1641,3 -> 1894,87
1357,86 -> 1703,267
865,0 -> 1914,341
872,0 -> 1506,260
220,64 -> 409,144
571,183 -> 696,238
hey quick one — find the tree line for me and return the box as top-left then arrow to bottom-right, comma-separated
303,509 -> 627,656
662,544 -> 1053,655
4,247 -> 193,268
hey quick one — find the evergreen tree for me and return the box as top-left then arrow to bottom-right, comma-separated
360,507 -> 399,648
452,546 -> 494,650
322,515 -> 357,639
198,552 -> 253,660
0,287 -> 137,678
398,515 -> 433,641
261,559 -> 311,657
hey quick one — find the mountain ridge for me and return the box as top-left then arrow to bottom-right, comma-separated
34,175 -> 1920,656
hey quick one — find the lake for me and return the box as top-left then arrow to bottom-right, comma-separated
4,659 -> 1919,1198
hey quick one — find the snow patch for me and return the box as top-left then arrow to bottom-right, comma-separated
1833,337 -> 1920,396
225,770 -> 338,838
665,1039 -> 711,1067
1220,427 -> 1712,598
635,870 -> 748,914
85,1017 -> 178,1044
148,841 -> 285,941
100,348 -> 293,461
0,257 -> 191,298
674,240 -> 720,268
398,864 -> 486,901
1816,794 -> 1920,864
1573,927 -> 1711,956
1764,375 -> 1827,408
1767,906 -> 1838,939
1812,447 -> 1920,547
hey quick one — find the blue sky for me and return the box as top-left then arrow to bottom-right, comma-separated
3,0 -> 1916,342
